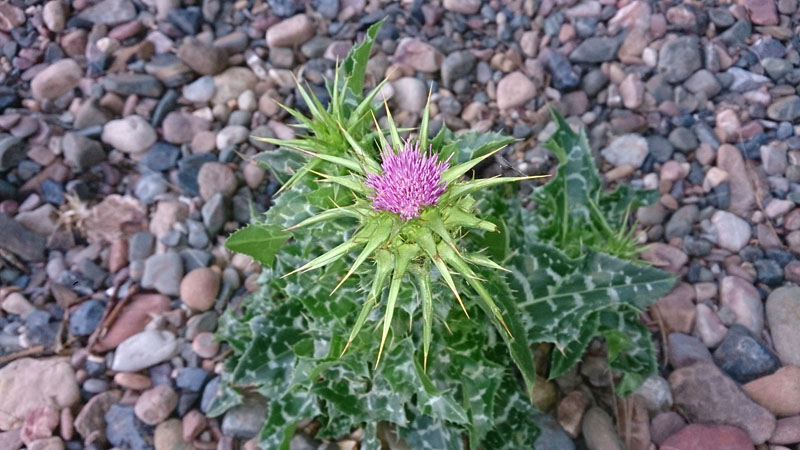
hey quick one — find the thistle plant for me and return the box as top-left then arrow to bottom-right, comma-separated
279,96 -> 542,370
219,20 -> 676,449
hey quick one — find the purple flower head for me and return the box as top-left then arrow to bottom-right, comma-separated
366,141 -> 450,220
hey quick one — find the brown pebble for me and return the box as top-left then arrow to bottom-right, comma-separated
192,332 -> 220,359
108,238 -> 128,273
180,268 -> 220,312
114,372 -> 152,390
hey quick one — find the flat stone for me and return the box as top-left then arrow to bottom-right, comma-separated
768,96 -> 800,122
102,73 -> 164,98
716,145 -> 756,217
78,0 -> 136,24
570,36 -> 623,63
62,133 -> 105,171
197,162 -> 237,201
141,253 -> 183,296
669,361 -> 775,444
660,424 -> 754,450
440,51 -> 475,88
392,77 -> 427,113
601,134 -> 648,168
581,407 -> 624,450
744,0 -> 779,25
0,358 -> 80,430
177,38 -> 228,76
0,213 -> 45,261
212,67 -> 258,105
110,330 -> 179,372
393,38 -> 443,73
94,293 -> 170,352
0,134 -> 25,171
769,415 -> 800,445
653,283 -> 696,335
134,385 -> 177,426
766,286 -> 800,367
743,366 -> 800,416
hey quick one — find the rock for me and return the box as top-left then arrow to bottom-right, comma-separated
141,142 -> 180,172
134,385 -> 178,426
197,162 -> 237,201
20,406 -> 59,445
716,145 -> 756,217
42,1 -> 67,32
102,116 -> 157,155
0,134 -> 25,171
665,205 -> 698,239
668,127 -> 698,152
766,286 -> 800,367
94,293 -> 170,351
27,437 -> 64,450
639,243 -> 688,273
761,144 -> 788,176
110,330 -> 179,372
742,366 -> 800,416
570,36 -> 623,63
104,404 -> 154,450
719,276 -> 762,334
634,376 -> 673,416
62,133 -> 105,171
0,3 -> 25,32
441,51 -> 475,88
393,38 -> 443,73
581,407 -> 624,450
695,303 -> 728,348
177,38 -> 228,76
180,268 -> 220,312
74,389 -> 121,442
557,390 -> 590,438
183,76 -> 216,103
744,0 -> 779,25
658,36 -> 701,83
763,58 -> 793,81
221,396 -> 268,439
84,195 -> 147,245
30,59 -> 82,101
532,412 -> 575,450
0,358 -> 80,430
212,67 -> 258,105
77,0 -> 136,24
650,411 -> 686,446
0,429 -> 23,449
669,361 -> 775,444
653,283 -> 696,335
102,74 -> 164,98
712,324 -> 780,383
2,292 -> 34,315
619,73 -> 644,109
266,14 -> 315,48
712,211 -> 751,252
141,253 -> 183,296
176,367 -> 211,392
154,418 -> 184,450
392,77 -> 427,113
768,96 -> 800,122
162,112 -> 210,145
69,300 -> 105,337
601,134 -> 648,168
201,193 -> 228,235
192,332 -> 220,358
496,71 -> 536,110
545,49 -> 580,90
684,69 -> 722,98
660,424 -> 755,450
726,67 -> 769,92
443,0 -> 481,14
216,125 -> 249,149
770,415 -> 800,445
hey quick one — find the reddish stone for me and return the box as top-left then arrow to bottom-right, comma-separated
652,283 -> 696,334
770,415 -> 800,445
661,424 -> 754,450
744,0 -> 779,25
20,406 -> 59,444
93,293 -> 170,351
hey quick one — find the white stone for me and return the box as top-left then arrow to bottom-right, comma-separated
111,330 -> 179,372
711,210 -> 751,252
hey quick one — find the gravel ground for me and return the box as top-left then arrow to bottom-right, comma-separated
2,0 -> 800,449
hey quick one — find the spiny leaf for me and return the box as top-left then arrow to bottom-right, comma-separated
415,228 -> 469,318
341,249 -> 394,356
413,264 -> 434,371
284,204 -> 361,231
225,224 -> 291,268
441,148 -> 503,184
342,18 -> 384,95
419,84 -> 432,152
309,170 -> 367,194
383,99 -> 403,150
